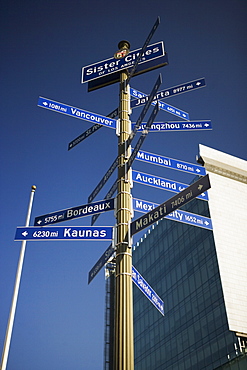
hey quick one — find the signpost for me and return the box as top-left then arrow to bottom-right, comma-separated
18,16 -> 212,370
15,226 -> 113,241
38,97 -> 117,129
34,198 -> 114,226
131,174 -> 211,235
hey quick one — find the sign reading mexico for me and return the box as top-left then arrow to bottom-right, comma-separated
81,41 -> 166,84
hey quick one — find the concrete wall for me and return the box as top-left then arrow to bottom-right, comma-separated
199,144 -> 247,335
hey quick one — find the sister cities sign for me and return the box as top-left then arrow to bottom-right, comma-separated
131,174 -> 211,235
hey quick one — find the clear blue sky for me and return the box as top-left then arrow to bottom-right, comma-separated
1,1 -> 246,369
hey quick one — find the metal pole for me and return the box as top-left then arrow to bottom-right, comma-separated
1,185 -> 36,370
114,41 -> 134,370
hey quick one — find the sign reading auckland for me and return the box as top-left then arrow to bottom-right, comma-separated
132,170 -> 209,201
132,266 -> 164,316
133,198 -> 213,230
34,198 -> 114,226
81,41 -> 165,84
135,149 -> 206,176
38,97 -> 117,129
15,226 -> 113,241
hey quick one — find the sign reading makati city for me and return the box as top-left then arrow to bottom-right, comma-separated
131,174 -> 211,235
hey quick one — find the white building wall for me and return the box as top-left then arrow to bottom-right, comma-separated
199,144 -> 247,335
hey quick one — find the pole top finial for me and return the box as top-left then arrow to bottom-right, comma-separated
118,40 -> 130,50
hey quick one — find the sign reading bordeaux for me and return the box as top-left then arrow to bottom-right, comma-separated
131,174 -> 211,235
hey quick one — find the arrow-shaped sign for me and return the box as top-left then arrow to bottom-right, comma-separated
135,149 -> 206,176
132,198 -> 212,230
34,198 -> 115,226
131,174 -> 211,235
38,97 -> 117,129
130,77 -> 206,105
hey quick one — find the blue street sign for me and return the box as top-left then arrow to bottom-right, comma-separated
81,41 -> 166,84
87,53 -> 168,92
135,149 -> 206,176
88,243 -> 115,284
131,97 -> 190,121
134,120 -> 212,132
132,266 -> 164,316
34,198 -> 115,226
38,97 -> 117,129
15,226 -> 113,241
131,174 -> 211,235
132,170 -> 209,201
130,77 -> 206,105
133,198 -> 213,230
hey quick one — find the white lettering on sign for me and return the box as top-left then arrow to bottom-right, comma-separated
63,228 -> 107,238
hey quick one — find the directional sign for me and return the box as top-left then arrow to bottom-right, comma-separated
88,53 -> 168,92
135,149 -> 206,176
126,17 -> 160,84
132,266 -> 164,315
130,77 -> 206,105
133,198 -> 213,230
132,170 -> 208,201
68,108 -> 119,150
38,97 -> 117,129
134,120 -> 212,132
82,41 -> 166,84
15,226 -> 113,241
34,198 -> 115,226
88,243 -> 115,284
131,97 -> 190,121
131,174 -> 211,235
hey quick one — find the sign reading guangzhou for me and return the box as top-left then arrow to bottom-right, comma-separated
131,174 -> 211,235
81,41 -> 165,84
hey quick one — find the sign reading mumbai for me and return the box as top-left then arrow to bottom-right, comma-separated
15,226 -> 113,241
131,174 -> 211,235
135,149 -> 206,175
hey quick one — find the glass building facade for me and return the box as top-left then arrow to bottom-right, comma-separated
132,198 -> 241,370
